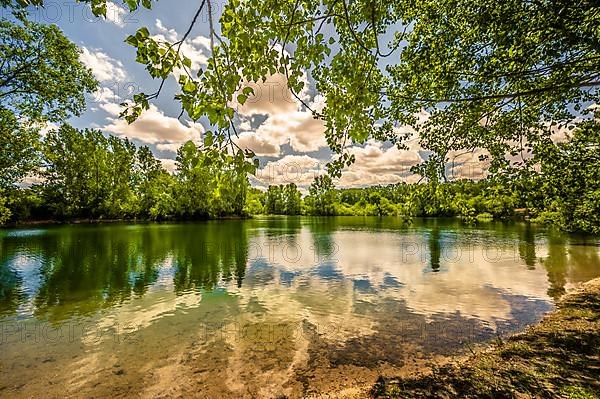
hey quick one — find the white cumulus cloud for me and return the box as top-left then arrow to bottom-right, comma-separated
103,104 -> 203,147
254,155 -> 324,189
80,47 -> 127,83
105,2 -> 128,27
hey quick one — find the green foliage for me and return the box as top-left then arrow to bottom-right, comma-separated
57,0 -> 595,181
259,147 -> 599,233
0,13 -> 97,123
536,120 -> 600,234
117,0 -> 595,228
264,183 -> 302,215
306,175 -> 337,216
174,141 -> 251,218
387,0 -> 599,181
265,185 -> 284,215
29,126 -> 251,221
531,210 -> 565,230
244,187 -> 265,215
2,188 -> 42,222
0,192 -> 11,225
0,0 -> 152,16
41,125 -> 135,218
259,178 -> 544,226
0,12 -> 96,194
0,109 -> 39,190
283,183 -> 302,215
0,0 -> 599,237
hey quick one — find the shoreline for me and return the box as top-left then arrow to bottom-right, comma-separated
2,214 -> 535,229
371,278 -> 600,398
2,215 -> 254,228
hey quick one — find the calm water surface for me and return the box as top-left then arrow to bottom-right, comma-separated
1,217 -> 599,398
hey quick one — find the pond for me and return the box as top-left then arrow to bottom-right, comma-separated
1,217 -> 599,398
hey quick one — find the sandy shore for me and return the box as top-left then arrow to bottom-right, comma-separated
372,278 -> 600,398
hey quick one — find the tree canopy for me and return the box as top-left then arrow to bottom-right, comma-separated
2,1 -> 597,177
32,125 -> 252,221
0,12 -> 97,188
0,0 -> 598,233
0,9 -> 97,221
6,0 -> 596,174
0,13 -> 97,123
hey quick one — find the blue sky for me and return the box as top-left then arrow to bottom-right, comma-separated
10,1 -> 493,189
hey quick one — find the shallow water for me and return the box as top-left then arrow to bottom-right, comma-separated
1,217 -> 599,398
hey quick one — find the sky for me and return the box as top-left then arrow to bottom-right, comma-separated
13,0 -> 491,191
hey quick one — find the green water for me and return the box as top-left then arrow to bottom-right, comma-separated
1,217 -> 599,397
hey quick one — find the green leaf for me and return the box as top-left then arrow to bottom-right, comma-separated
204,131 -> 214,147
125,0 -> 138,12
137,27 -> 150,39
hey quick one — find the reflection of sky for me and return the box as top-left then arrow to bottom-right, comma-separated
3,222 -> 600,336
8,253 -> 43,317
237,227 -> 555,331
